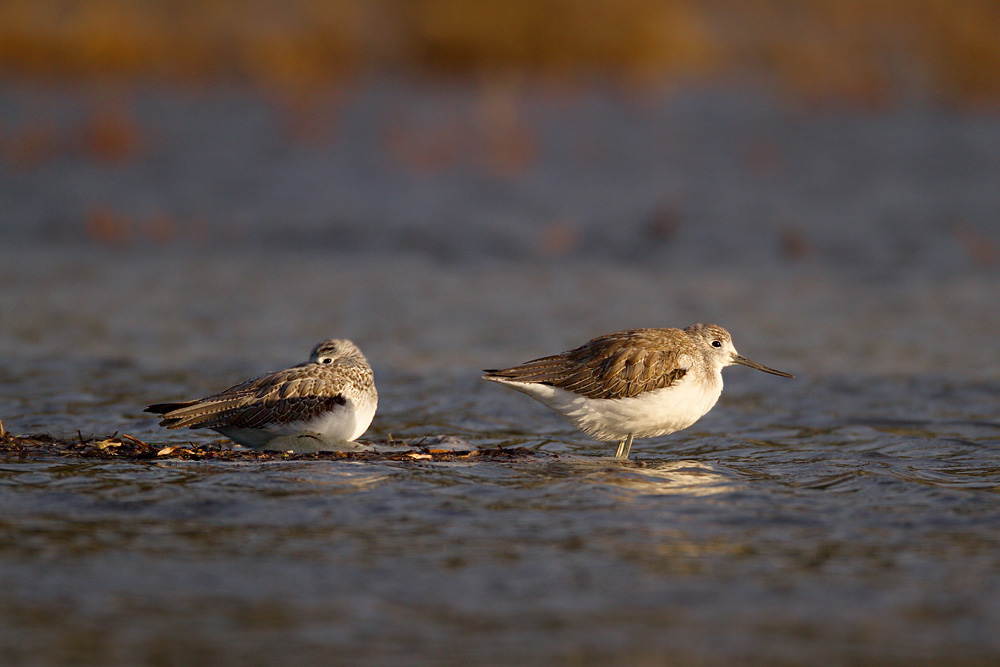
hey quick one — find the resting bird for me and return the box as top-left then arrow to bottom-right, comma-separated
145,339 -> 377,452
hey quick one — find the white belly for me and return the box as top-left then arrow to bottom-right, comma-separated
493,376 -> 723,442
215,394 -> 377,451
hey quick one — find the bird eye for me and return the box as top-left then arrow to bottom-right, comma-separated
711,340 -> 722,348
322,358 -> 332,364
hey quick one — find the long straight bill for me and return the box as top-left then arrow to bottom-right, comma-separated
732,354 -> 794,378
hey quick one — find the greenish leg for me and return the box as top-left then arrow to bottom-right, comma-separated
615,433 -> 634,458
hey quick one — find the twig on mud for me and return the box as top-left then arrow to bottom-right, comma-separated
120,433 -> 152,449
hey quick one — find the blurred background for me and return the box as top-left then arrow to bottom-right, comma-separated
2,0 -> 998,100
2,0 -> 999,375
2,0 -> 998,254
2,2 -> 1000,664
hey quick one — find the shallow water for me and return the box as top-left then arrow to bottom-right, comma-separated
2,81 -> 1000,663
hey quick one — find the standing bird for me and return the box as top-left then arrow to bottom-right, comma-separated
145,339 -> 377,452
483,324 -> 792,458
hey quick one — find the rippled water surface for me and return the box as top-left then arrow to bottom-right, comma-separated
2,81 -> 1000,664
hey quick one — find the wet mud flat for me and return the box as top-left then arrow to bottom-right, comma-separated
0,429 -> 538,463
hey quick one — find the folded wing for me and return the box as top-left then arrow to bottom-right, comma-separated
145,366 -> 348,429
484,329 -> 689,400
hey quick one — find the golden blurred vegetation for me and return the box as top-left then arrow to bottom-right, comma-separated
0,0 -> 998,105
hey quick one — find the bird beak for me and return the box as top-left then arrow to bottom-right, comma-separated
732,354 -> 794,378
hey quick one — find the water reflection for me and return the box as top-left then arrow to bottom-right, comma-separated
595,460 -> 742,497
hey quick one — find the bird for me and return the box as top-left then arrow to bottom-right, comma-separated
483,324 -> 792,458
145,338 -> 377,452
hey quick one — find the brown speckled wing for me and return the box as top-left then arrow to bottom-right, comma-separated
146,365 -> 349,429
485,329 -> 689,400
195,395 -> 347,429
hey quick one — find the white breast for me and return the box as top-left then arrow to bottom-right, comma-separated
493,374 -> 723,442
215,392 -> 378,451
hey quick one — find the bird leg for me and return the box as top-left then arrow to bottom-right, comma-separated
615,433 -> 634,458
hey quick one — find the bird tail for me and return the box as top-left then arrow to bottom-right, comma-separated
144,401 -> 199,428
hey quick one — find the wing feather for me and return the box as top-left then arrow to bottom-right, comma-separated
146,365 -> 354,430
484,328 -> 691,400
